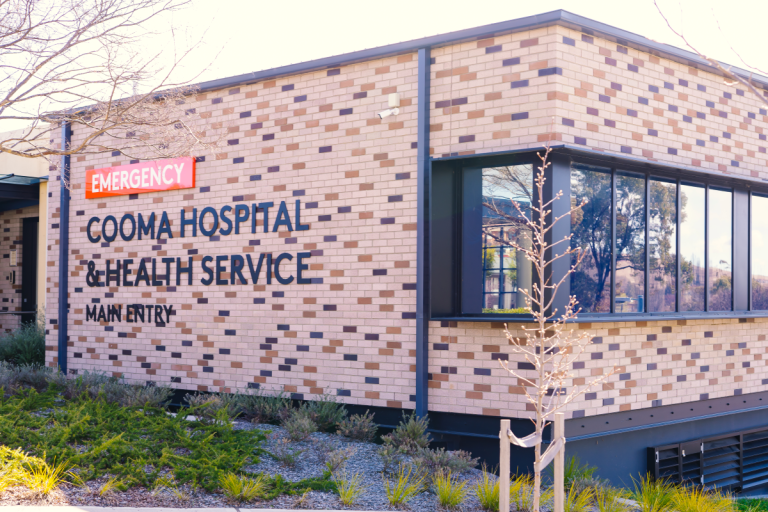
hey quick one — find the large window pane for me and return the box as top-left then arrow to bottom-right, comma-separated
680,184 -> 705,311
571,163 -> 612,313
482,165 -> 533,313
615,173 -> 646,313
753,195 -> 768,309
648,179 -> 677,312
708,188 -> 732,311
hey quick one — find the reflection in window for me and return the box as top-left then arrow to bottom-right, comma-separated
753,195 -> 768,309
615,173 -> 646,313
680,184 -> 705,311
481,165 -> 533,313
648,179 -> 677,312
571,163 -> 612,313
708,188 -> 732,311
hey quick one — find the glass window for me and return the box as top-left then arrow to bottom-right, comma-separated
753,195 -> 768,310
570,163 -> 612,313
708,188 -> 732,311
481,164 -> 533,313
648,179 -> 677,312
680,184 -> 705,311
615,173 -> 646,313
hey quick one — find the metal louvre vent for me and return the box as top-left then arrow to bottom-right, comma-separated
649,427 -> 768,492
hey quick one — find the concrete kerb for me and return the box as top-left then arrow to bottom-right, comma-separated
1,508 -> 386,512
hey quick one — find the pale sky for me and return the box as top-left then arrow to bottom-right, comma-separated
3,0 -> 768,133
169,0 -> 768,86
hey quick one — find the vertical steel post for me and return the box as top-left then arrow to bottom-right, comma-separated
57,121 -> 71,375
415,46 -> 431,418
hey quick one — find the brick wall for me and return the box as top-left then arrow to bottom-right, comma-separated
45,21 -> 768,420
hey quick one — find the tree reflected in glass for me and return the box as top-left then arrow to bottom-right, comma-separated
481,164 -> 533,313
570,164 -> 612,313
648,179 -> 677,312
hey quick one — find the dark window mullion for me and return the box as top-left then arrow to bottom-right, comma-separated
749,192 -> 753,311
611,169 -> 617,314
645,173 -> 650,313
705,185 -> 710,312
676,179 -> 682,313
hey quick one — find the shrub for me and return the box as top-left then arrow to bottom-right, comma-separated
632,474 -> 675,512
282,409 -> 318,441
337,410 -> 377,441
184,391 -> 240,423
546,455 -> 597,487
0,362 -> 55,394
378,444 -> 400,474
333,469 -> 366,506
0,321 -> 44,366
381,411 -> 431,455
325,446 -> 355,474
413,447 -> 479,480
237,386 -> 292,424
474,465 -> 499,511
433,470 -> 468,509
594,485 -> 631,512
301,391 -> 347,431
270,438 -> 304,467
219,472 -> 266,502
383,463 -> 426,506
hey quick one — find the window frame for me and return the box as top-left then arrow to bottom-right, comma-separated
430,147 -> 761,322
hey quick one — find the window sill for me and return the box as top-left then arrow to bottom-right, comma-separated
432,311 -> 768,324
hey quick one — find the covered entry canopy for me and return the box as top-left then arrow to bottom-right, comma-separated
0,174 -> 46,212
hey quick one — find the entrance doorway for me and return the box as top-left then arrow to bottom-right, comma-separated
21,217 -> 38,325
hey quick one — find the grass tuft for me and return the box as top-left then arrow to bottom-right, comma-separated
631,474 -> 675,512
218,472 -> 266,502
432,469 -> 468,509
332,469 -> 366,506
474,464 -> 499,511
565,480 -> 594,512
22,456 -> 71,497
594,484 -> 631,512
383,463 -> 425,506
671,484 -> 734,512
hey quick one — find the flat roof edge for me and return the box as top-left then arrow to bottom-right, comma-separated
196,9 -> 768,95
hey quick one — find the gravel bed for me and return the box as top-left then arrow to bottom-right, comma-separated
0,418 -> 567,511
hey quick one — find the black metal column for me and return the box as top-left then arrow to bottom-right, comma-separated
57,122 -> 71,374
415,47 -> 431,418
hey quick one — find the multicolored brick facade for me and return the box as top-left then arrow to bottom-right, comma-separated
44,14 -> 768,429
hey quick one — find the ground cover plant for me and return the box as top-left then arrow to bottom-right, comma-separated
0,386 -> 264,491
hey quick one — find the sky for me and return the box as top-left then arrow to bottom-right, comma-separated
162,0 -> 768,87
3,0 -> 768,133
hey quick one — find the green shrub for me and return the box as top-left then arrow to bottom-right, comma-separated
282,409 -> 318,441
237,386 -> 292,424
413,446 -> 479,480
337,410 -> 377,441
0,321 -> 44,366
0,362 -> 55,394
184,391 -> 240,423
301,391 -> 347,431
381,411 -> 431,454
482,307 -> 530,314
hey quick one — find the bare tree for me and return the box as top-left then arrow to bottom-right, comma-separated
654,0 -> 768,108
0,0 -> 224,164
485,138 -> 615,512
